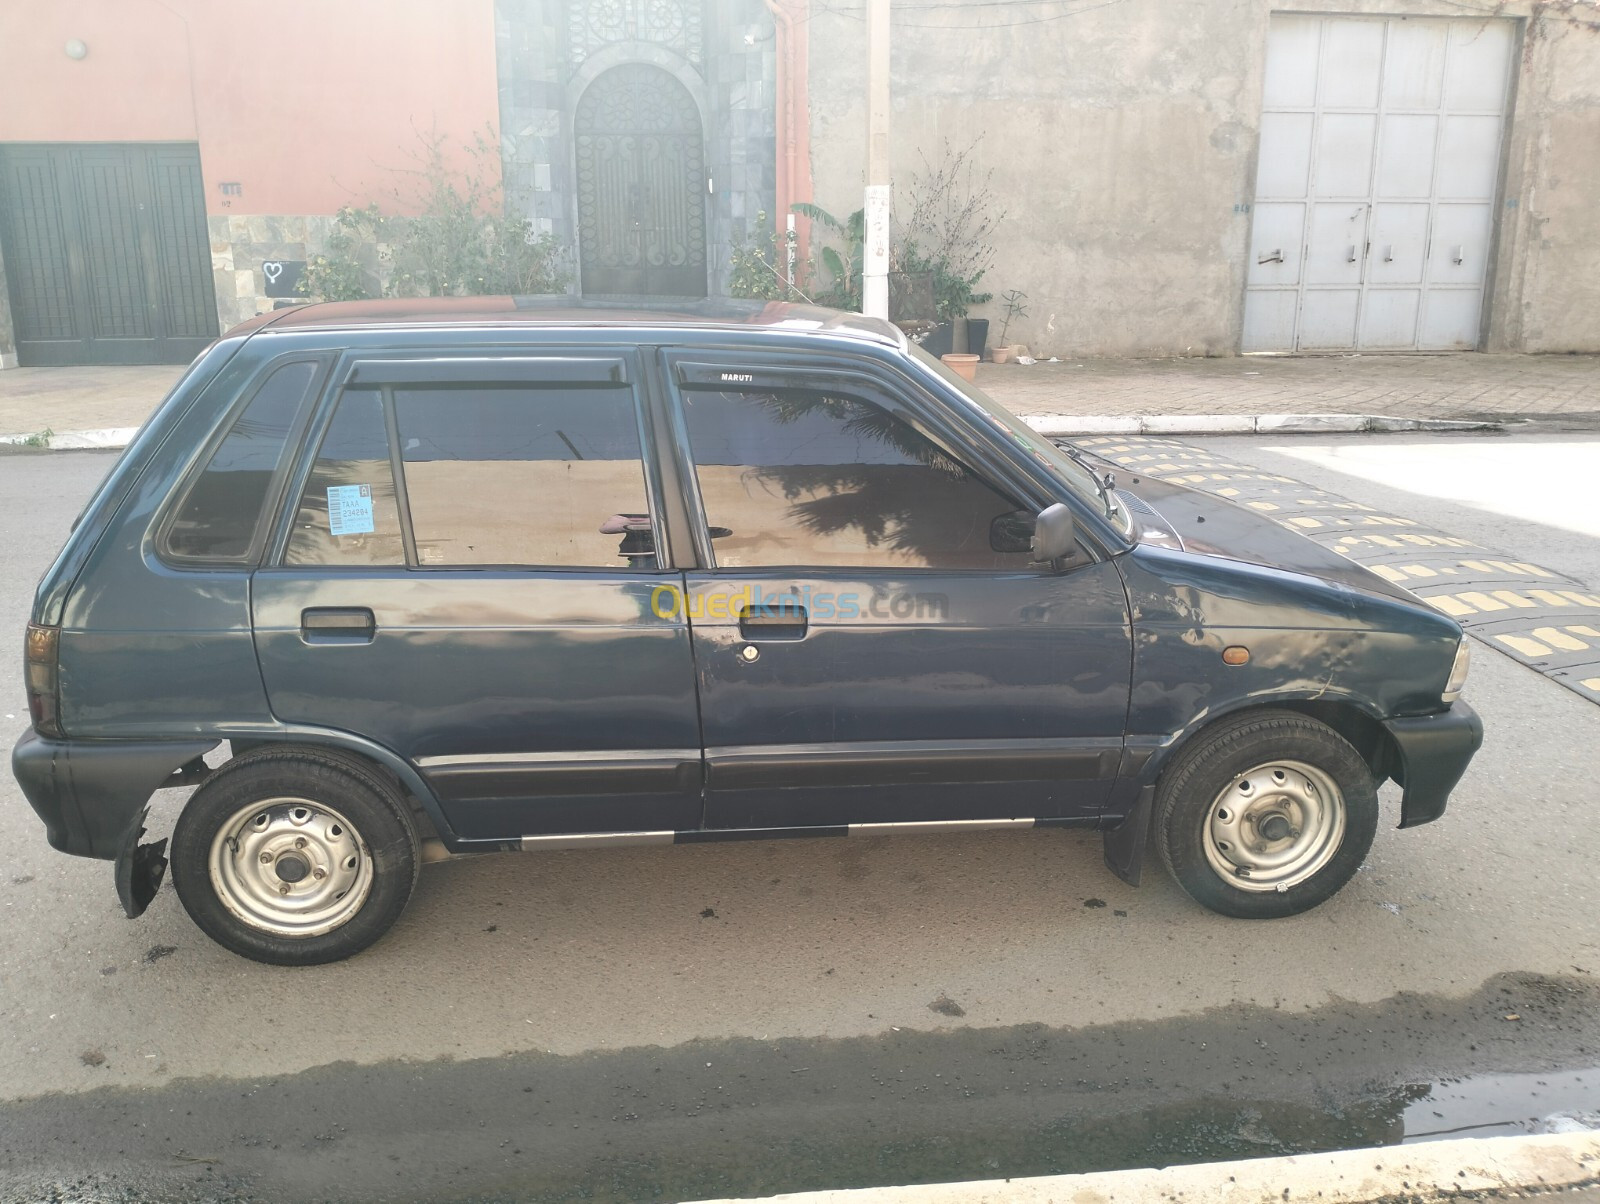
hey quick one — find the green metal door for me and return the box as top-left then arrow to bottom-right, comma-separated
575,64 -> 708,299
0,142 -> 218,366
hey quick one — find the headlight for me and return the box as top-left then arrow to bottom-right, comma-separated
1441,638 -> 1471,704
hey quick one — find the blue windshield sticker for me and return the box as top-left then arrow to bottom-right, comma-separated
327,484 -> 375,536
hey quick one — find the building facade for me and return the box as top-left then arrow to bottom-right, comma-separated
496,0 -> 778,299
0,0 -> 1595,366
806,0 -> 1600,357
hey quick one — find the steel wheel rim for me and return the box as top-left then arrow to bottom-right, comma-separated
208,797 -> 374,937
1201,760 -> 1346,893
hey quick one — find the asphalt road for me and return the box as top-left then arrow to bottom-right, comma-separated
1206,432 -> 1600,597
1,437 -> 1599,1203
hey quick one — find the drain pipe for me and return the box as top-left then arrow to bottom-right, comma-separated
765,0 -> 812,289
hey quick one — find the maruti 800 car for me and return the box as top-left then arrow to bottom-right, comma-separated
13,299 -> 1481,964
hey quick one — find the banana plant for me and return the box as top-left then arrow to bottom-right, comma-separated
791,202 -> 865,311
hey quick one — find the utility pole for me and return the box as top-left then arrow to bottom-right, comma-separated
862,0 -> 891,320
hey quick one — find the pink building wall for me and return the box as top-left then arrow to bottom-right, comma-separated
0,0 -> 500,216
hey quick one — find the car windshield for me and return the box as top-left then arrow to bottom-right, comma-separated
909,343 -> 1131,536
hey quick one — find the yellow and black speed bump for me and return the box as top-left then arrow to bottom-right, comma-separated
1070,435 -> 1600,707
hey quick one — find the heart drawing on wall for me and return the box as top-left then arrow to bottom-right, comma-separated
259,259 -> 305,298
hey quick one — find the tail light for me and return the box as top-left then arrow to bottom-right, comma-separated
24,623 -> 62,738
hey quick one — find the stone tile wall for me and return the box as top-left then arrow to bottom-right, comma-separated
497,0 -> 570,253
496,0 -> 776,298
704,0 -> 778,295
208,214 -> 336,332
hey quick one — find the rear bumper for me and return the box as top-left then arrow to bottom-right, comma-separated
1384,701 -> 1482,829
11,729 -> 215,859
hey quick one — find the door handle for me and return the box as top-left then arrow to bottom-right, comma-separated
1257,248 -> 1284,265
301,607 -> 376,644
737,602 -> 808,641
1346,244 -> 1358,263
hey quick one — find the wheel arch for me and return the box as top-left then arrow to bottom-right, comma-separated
219,728 -> 452,846
1106,694 -> 1404,885
1151,696 -> 1402,793
1269,699 -> 1403,786
169,738 -> 426,964
1147,701 -> 1384,918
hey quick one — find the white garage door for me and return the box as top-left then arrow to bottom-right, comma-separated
1243,15 -> 1515,352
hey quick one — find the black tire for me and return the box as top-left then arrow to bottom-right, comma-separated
1154,710 -> 1378,919
171,746 -> 420,965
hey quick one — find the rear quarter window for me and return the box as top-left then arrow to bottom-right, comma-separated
159,358 -> 325,564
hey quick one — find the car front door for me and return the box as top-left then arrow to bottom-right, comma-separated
251,351 -> 702,843
663,352 -> 1134,830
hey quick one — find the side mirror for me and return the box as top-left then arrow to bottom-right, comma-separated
989,509 -> 1036,554
1030,503 -> 1077,564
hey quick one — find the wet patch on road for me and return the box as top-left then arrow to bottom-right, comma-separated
2,972 -> 1599,1203
1075,436 -> 1600,706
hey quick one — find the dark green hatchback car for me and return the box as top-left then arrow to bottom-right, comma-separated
14,299 -> 1481,965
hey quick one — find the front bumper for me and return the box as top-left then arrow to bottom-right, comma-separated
1384,701 -> 1482,829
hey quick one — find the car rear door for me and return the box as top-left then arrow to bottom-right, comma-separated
661,351 -> 1134,831
251,349 -> 703,843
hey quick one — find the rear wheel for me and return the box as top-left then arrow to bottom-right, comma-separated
171,748 -> 419,965
1154,710 -> 1378,919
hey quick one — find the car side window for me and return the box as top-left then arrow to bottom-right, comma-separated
161,359 -> 322,563
285,388 -> 406,567
679,386 -> 1035,571
392,383 -> 655,569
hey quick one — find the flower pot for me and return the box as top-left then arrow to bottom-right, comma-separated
920,320 -> 954,360
965,318 -> 990,361
991,345 -> 1016,365
941,352 -> 980,382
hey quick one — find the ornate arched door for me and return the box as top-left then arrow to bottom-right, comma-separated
575,63 -> 708,298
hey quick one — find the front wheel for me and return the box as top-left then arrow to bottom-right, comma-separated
171,747 -> 419,965
1154,710 -> 1379,919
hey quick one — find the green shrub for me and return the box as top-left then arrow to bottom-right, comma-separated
299,132 -> 572,303
728,212 -> 809,301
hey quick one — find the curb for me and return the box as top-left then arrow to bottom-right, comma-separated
0,426 -> 140,450
1020,412 -> 1503,437
684,1131 -> 1600,1204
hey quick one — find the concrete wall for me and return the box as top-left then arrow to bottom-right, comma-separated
1486,4 -> 1600,352
805,0 -> 1600,357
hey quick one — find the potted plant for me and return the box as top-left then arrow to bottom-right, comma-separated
991,290 -> 1029,364
899,233 -> 990,370
895,140 -> 1002,370
966,315 -> 990,361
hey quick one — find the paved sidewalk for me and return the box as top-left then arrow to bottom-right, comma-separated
2,352 -> 1598,441
0,365 -> 185,438
988,350 -> 1600,425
